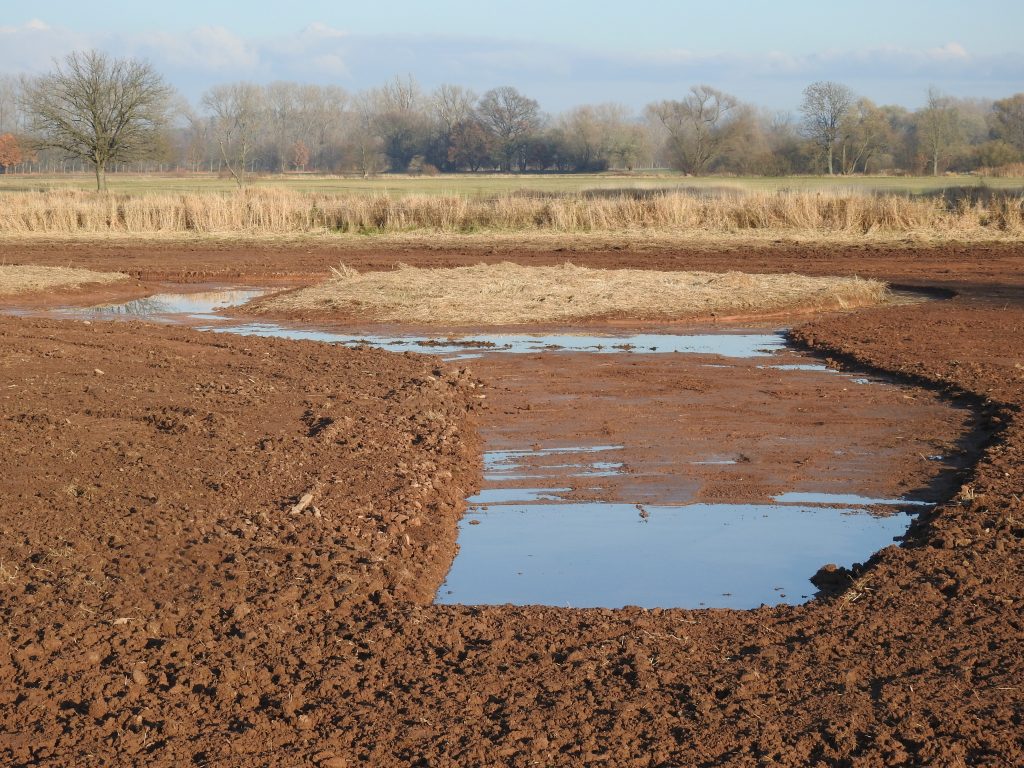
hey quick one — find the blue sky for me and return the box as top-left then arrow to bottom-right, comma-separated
2,1 -> 1022,111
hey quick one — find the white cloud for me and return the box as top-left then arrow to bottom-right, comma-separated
0,22 -> 1019,109
302,22 -> 347,40
133,26 -> 259,72
928,42 -> 969,61
312,54 -> 350,78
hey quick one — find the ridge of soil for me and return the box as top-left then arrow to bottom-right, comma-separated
1,241 -> 1023,766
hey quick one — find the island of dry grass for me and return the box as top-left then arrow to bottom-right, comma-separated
255,263 -> 889,325
0,265 -> 128,295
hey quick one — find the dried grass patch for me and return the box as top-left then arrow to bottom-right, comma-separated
0,265 -> 128,295
0,188 -> 1020,238
257,263 -> 889,325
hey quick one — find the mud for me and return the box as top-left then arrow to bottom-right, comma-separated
1,240 -> 1023,766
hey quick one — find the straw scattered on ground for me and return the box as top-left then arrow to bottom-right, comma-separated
0,265 -> 128,295
256,263 -> 889,325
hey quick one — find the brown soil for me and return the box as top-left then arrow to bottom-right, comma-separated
1,239 -> 1023,766
470,345 -> 975,509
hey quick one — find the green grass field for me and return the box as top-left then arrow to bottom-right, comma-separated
0,171 -> 1021,197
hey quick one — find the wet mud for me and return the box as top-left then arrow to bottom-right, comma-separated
1,240 -> 1023,766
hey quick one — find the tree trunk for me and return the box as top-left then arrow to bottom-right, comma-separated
932,150 -> 939,176
94,162 -> 107,192
827,145 -> 834,175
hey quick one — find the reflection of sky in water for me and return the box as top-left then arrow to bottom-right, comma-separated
64,289 -> 269,321
46,288 -> 931,610
207,324 -> 787,359
436,502 -> 914,609
774,492 -> 933,507
58,289 -> 789,357
444,442 -> 933,609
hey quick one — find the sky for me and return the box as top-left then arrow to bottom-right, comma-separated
1,1 -> 1022,113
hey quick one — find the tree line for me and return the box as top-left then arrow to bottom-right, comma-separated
1,51 -> 1023,189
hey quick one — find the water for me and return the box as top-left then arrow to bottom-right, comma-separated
41,287 -> 940,609
437,442 -> 931,608
61,289 -> 269,321
773,492 -> 933,507
436,501 -> 913,609
48,289 -> 788,358
207,323 -> 786,360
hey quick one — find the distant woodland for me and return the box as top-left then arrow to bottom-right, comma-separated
1,58 -> 1023,179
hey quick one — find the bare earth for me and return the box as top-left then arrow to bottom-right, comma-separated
0,240 -> 1022,766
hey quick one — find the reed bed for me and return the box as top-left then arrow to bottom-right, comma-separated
0,188 -> 1021,237
0,265 -> 127,295
256,262 -> 889,325
978,163 -> 1024,178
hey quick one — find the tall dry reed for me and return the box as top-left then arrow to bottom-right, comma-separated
0,187 -> 1021,236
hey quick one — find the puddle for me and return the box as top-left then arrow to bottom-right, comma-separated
441,446 -> 931,609
60,289 -> 269,321
436,502 -> 913,609
207,323 -> 786,359
467,488 -> 574,505
774,492 -> 933,507
21,285 -> 960,610
50,289 -> 787,358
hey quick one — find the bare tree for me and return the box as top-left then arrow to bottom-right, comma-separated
991,93 -> 1024,153
915,87 -> 963,176
477,86 -> 541,171
558,103 -> 636,171
349,91 -> 386,177
0,75 -> 21,134
20,50 -> 172,190
838,99 -> 891,174
201,83 -> 265,185
800,81 -> 855,175
646,86 -> 738,174
296,84 -> 349,170
432,84 -> 477,134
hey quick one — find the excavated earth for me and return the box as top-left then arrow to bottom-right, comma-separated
1,240 -> 1023,767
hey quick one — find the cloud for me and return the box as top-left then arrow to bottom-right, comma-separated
0,19 -> 86,73
0,21 -> 1020,109
132,26 -> 260,72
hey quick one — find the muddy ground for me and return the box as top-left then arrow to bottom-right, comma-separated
1,240 -> 1023,766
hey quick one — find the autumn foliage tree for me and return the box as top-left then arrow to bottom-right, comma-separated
0,132 -> 23,172
291,139 -> 310,171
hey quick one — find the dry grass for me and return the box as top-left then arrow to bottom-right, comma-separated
0,188 -> 1021,240
978,163 -> 1024,178
256,263 -> 889,325
0,265 -> 128,296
